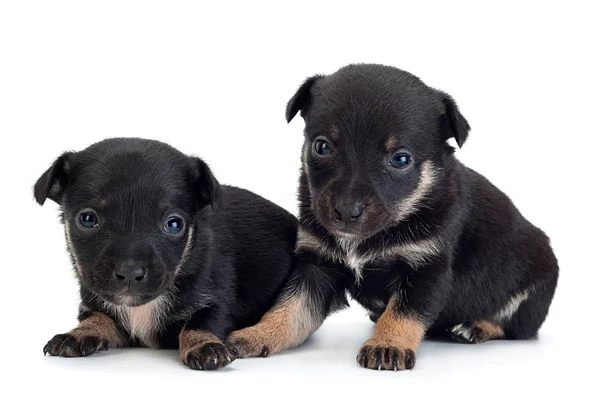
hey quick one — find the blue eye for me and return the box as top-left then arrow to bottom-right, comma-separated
390,152 -> 412,169
164,216 -> 185,234
314,139 -> 332,156
79,211 -> 99,228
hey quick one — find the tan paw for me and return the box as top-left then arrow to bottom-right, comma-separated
227,328 -> 272,358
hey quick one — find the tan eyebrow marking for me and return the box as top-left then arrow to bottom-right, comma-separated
385,135 -> 398,153
329,126 -> 340,140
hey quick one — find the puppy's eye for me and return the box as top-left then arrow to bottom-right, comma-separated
390,152 -> 412,169
79,211 -> 99,228
164,216 -> 185,235
314,138 -> 332,156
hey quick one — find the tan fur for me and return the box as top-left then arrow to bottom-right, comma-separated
394,160 -> 437,222
385,135 -> 398,153
69,312 -> 124,347
296,227 -> 323,253
473,320 -> 505,341
104,293 -> 172,349
329,126 -> 340,140
174,225 -> 194,276
493,288 -> 531,322
297,227 -> 442,281
368,302 -> 425,351
228,288 -> 321,357
301,142 -> 311,180
179,330 -> 221,361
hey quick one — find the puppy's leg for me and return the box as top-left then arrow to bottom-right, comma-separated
449,320 -> 505,344
180,306 -> 238,371
357,260 -> 451,371
44,309 -> 124,357
227,252 -> 346,358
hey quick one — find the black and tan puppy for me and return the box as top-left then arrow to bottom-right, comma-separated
35,138 -> 297,370
228,64 -> 559,370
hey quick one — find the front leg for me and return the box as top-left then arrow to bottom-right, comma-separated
44,309 -> 125,357
358,258 -> 451,371
179,305 -> 237,370
227,250 -> 346,358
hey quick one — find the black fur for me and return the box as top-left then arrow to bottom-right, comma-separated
35,138 -> 297,369
282,64 -> 559,368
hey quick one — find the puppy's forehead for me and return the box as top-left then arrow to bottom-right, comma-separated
69,151 -> 190,209
308,68 -> 442,150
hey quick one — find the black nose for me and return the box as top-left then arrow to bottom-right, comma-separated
333,201 -> 365,223
114,263 -> 147,283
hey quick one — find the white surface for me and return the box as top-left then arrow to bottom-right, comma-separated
1,1 -> 598,398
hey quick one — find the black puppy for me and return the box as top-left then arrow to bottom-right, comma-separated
35,138 -> 297,370
228,64 -> 559,371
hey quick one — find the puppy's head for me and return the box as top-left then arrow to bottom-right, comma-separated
34,138 -> 220,306
287,64 -> 470,239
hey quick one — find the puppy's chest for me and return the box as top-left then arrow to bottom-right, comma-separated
331,236 -> 443,281
108,296 -> 173,349
333,241 -> 413,307
334,239 -> 407,281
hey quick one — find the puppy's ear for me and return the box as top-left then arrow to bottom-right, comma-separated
438,91 -> 470,148
190,157 -> 221,209
285,75 -> 323,123
33,152 -> 74,205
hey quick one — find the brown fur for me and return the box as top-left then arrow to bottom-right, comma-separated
179,329 -> 237,370
385,135 -> 398,153
472,320 -> 505,342
69,312 -> 124,347
370,309 -> 424,351
329,126 -> 340,140
228,290 -> 321,358
357,297 -> 425,370
179,330 -> 221,361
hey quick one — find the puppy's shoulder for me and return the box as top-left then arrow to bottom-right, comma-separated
217,185 -> 297,230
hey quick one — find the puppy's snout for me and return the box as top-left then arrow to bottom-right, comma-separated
333,200 -> 365,223
114,261 -> 147,284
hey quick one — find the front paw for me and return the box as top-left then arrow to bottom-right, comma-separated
43,333 -> 109,357
357,339 -> 416,371
184,342 -> 237,370
227,328 -> 271,358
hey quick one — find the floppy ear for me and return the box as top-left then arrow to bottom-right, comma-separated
33,152 -> 74,205
438,91 -> 470,148
285,75 -> 323,123
189,157 -> 221,209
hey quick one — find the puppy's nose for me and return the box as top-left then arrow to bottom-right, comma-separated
114,262 -> 147,283
333,201 -> 365,223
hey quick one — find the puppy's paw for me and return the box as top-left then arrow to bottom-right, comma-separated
227,328 -> 272,358
183,342 -> 237,370
43,333 -> 109,357
357,339 -> 416,371
449,321 -> 505,344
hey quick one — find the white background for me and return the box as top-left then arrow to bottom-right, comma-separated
1,1 -> 598,399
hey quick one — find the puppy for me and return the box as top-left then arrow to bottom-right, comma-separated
35,138 -> 297,370
228,64 -> 559,370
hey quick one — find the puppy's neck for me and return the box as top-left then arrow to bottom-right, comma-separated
103,294 -> 173,349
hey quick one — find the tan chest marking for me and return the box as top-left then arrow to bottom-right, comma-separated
105,294 -> 171,348
297,228 -> 443,281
